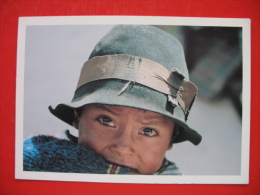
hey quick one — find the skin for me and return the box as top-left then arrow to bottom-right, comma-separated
74,104 -> 174,175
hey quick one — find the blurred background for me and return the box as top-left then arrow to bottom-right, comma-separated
156,26 -> 242,175
23,24 -> 242,175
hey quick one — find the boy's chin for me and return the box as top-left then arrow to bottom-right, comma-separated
128,168 -> 140,175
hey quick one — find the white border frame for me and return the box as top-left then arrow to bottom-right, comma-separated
15,16 -> 251,184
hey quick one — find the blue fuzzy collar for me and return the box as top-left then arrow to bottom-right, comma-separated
23,134 -> 181,175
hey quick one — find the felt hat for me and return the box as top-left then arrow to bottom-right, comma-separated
49,25 -> 202,145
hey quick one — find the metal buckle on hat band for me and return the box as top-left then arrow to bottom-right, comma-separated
76,54 -> 198,116
167,94 -> 179,107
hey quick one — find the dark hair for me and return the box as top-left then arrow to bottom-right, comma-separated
170,123 -> 180,145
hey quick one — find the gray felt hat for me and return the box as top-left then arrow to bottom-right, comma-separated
49,25 -> 202,145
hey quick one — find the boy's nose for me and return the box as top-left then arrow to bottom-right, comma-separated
110,130 -> 135,156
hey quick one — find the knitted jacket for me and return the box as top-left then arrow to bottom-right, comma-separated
23,134 -> 181,175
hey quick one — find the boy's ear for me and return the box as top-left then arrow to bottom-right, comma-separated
167,144 -> 173,151
72,110 -> 79,129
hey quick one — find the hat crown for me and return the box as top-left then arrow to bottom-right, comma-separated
89,25 -> 189,79
49,25 -> 201,145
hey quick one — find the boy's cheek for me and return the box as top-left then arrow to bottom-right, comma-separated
78,135 -> 105,151
136,150 -> 166,174
137,158 -> 163,174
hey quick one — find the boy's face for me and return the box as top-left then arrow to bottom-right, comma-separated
76,104 -> 174,175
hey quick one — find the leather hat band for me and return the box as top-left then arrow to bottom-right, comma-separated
76,54 -> 198,116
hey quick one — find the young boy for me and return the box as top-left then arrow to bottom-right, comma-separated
23,25 -> 202,175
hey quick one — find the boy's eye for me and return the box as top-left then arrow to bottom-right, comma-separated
140,128 -> 158,137
97,116 -> 115,127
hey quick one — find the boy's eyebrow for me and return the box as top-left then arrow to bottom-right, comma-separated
93,104 -> 122,115
92,104 -> 172,126
138,111 -> 171,126
138,117 -> 165,126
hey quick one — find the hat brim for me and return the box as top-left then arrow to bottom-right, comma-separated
49,79 -> 202,145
